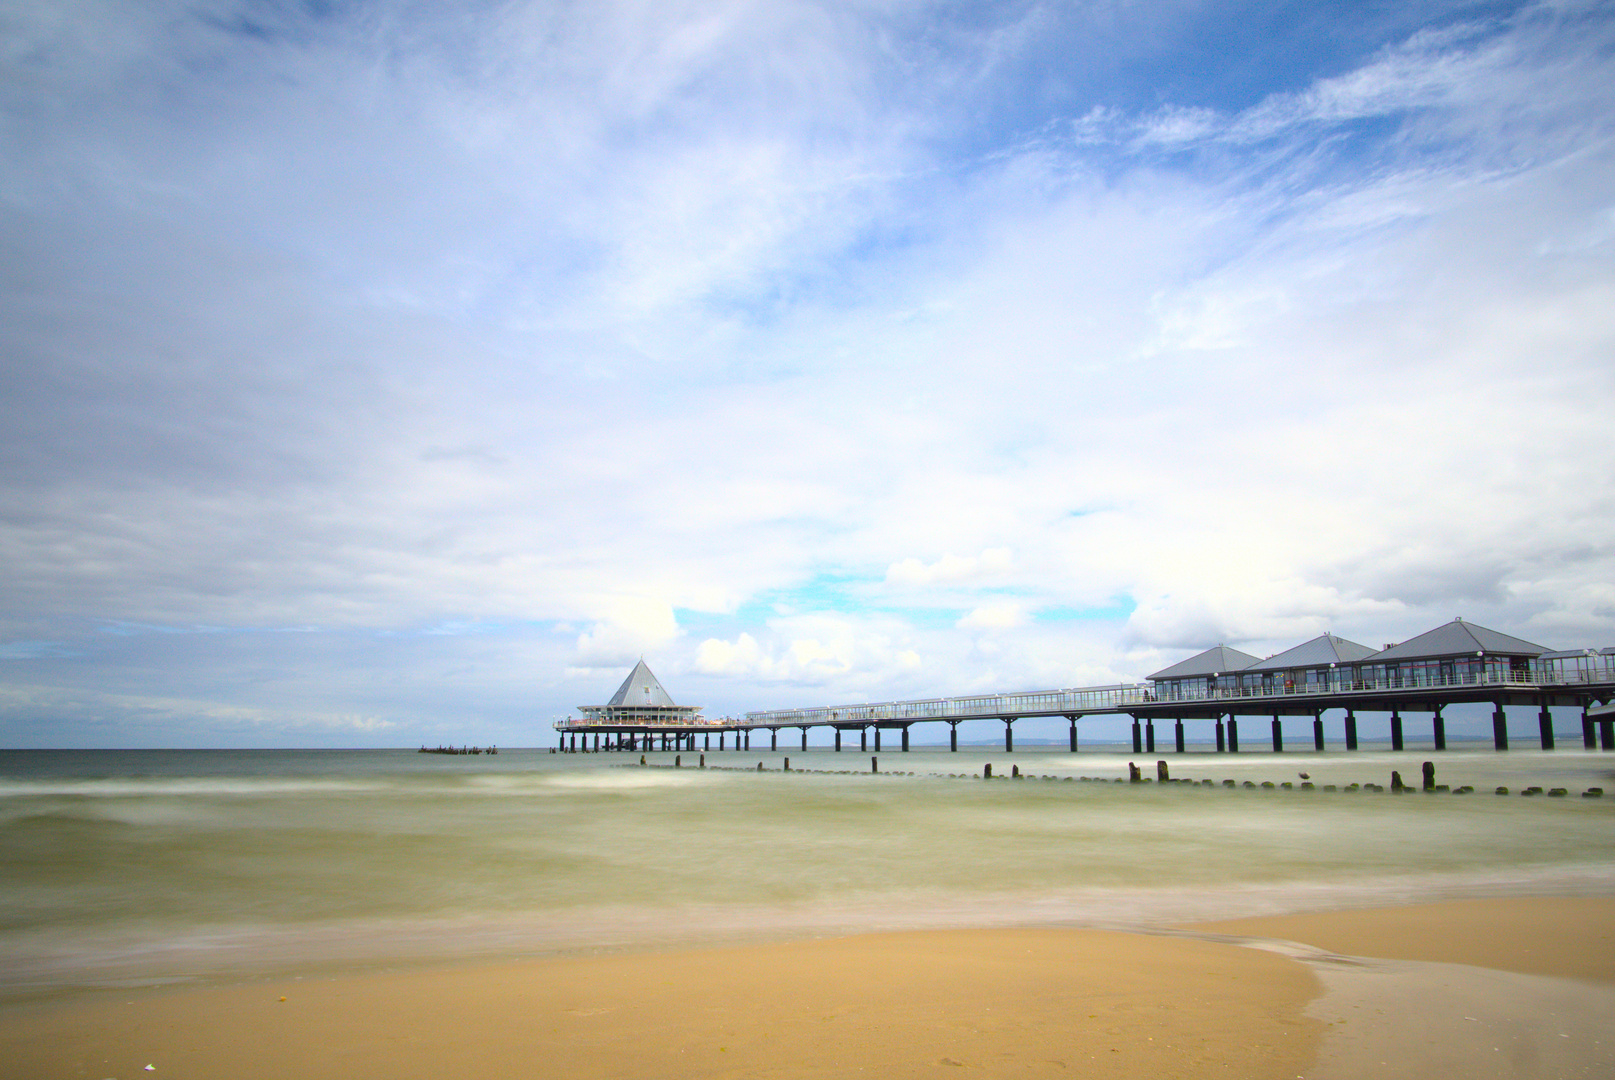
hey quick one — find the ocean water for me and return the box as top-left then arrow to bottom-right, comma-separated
2,744 -> 1613,999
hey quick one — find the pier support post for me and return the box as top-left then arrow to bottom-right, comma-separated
1174,719 -> 1185,753
719,733 -> 726,751
770,729 -> 777,751
860,727 -> 867,752
1144,720 -> 1155,754
1433,707 -> 1446,751
705,734 -> 710,751
802,726 -> 809,751
874,726 -> 882,752
1493,703 -> 1509,750
1215,717 -> 1225,753
1345,711 -> 1358,751
1583,706 -> 1595,749
745,731 -> 751,750
835,728 -> 842,752
1068,716 -> 1078,753
1391,711 -> 1404,751
1602,717 -> 1614,751
1539,703 -> 1555,751
1004,718 -> 1015,753
1228,717 -> 1239,752
950,721 -> 958,752
1271,716 -> 1283,753
1131,719 -> 1142,754
901,726 -> 910,752
1313,713 -> 1324,752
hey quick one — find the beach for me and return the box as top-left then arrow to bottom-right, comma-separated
4,897 -> 1613,1079
2,748 -> 1613,1078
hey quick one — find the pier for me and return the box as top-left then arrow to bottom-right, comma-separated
555,619 -> 1615,755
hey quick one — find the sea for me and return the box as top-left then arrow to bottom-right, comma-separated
3,742 -> 1613,1001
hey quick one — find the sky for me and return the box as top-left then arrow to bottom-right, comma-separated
3,0 -> 1614,748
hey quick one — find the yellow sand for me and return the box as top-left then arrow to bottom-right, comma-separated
6,897 -> 1615,1080
0,928 -> 1318,1080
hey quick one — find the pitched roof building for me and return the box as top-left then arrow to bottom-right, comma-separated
577,660 -> 704,726
1369,618 -> 1547,661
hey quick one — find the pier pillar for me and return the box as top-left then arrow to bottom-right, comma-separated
1215,717 -> 1225,753
770,729 -> 777,751
1144,721 -> 1155,754
1313,714 -> 1324,752
1004,718 -> 1015,753
1345,711 -> 1358,750
951,721 -> 959,752
1390,711 -> 1404,751
1493,704 -> 1509,750
1174,719 -> 1185,753
1433,707 -> 1446,751
1582,706 -> 1595,749
1131,719 -> 1142,754
705,734 -> 710,751
1539,703 -> 1555,751
860,727 -> 867,752
569,734 -> 576,752
874,726 -> 882,752
1602,717 -> 1614,751
835,728 -> 842,752
801,726 -> 809,751
1068,716 -> 1078,753
901,726 -> 910,752
1271,716 -> 1283,753
720,733 -> 726,751
1228,717 -> 1239,752
745,731 -> 751,750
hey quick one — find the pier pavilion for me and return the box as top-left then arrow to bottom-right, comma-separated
561,660 -> 716,754
556,618 -> 1615,755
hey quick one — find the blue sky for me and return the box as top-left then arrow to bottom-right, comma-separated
3,0 -> 1613,747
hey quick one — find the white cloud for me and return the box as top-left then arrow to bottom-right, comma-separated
4,0 -> 1614,743
957,602 -> 1028,631
886,549 -> 1013,587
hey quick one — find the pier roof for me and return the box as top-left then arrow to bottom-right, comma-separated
1242,633 -> 1378,673
1147,645 -> 1261,681
607,659 -> 678,708
1370,619 -> 1548,661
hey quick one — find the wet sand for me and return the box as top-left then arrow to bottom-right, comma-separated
1194,896 -> 1615,1079
2,897 -> 1612,1080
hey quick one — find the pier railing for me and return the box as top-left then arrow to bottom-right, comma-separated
558,658 -> 1614,732
744,684 -> 1152,726
1161,664 -> 1615,703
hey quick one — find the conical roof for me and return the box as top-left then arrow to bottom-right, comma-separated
1370,619 -> 1548,661
1242,633 -> 1378,673
1147,645 -> 1261,681
606,659 -> 677,708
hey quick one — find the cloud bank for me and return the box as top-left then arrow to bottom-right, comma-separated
2,0 -> 1613,745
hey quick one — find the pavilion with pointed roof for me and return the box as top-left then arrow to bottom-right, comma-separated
575,659 -> 704,727
1236,633 -> 1379,694
1146,645 -> 1261,699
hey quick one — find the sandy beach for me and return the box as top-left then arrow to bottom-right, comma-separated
3,896 -> 1611,1080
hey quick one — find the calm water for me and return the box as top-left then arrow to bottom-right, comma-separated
2,745 -> 1613,998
